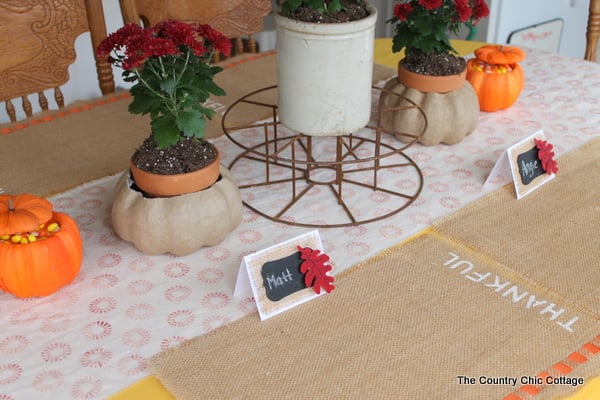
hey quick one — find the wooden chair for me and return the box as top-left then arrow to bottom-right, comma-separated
585,0 -> 600,62
119,0 -> 272,61
0,0 -> 114,123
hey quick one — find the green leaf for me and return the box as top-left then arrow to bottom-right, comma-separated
314,3 -> 326,13
391,35 -> 404,53
414,18 -> 433,35
208,65 -> 224,75
128,92 -> 162,116
176,109 -> 206,139
203,80 -> 226,97
151,117 -> 181,148
326,0 -> 342,14
198,106 -> 215,119
160,77 -> 177,94
281,0 -> 302,15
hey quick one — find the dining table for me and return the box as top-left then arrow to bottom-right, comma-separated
1,38 -> 599,400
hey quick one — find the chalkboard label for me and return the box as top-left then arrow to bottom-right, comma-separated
517,146 -> 544,185
261,251 -> 307,302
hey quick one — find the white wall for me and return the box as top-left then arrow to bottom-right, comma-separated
68,0 -> 132,98
486,0 -> 590,58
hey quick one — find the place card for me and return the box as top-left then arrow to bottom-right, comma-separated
485,130 -> 558,198
234,230 -> 335,320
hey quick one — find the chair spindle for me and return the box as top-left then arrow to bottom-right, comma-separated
6,100 -> 16,123
54,87 -> 65,108
39,91 -> 49,111
248,35 -> 257,53
585,0 -> 600,62
22,96 -> 33,118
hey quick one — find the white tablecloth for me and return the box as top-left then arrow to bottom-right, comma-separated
1,48 -> 599,400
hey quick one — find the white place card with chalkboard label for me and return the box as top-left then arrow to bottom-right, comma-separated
484,130 -> 558,199
233,230 -> 335,320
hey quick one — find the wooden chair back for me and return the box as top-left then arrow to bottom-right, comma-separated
0,0 -> 114,122
586,0 -> 600,62
119,0 -> 272,61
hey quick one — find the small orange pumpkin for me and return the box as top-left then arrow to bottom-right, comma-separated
473,45 -> 526,65
0,194 -> 83,298
0,194 -> 53,234
467,45 -> 526,112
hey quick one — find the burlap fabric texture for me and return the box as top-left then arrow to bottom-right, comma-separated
149,138 -> 600,400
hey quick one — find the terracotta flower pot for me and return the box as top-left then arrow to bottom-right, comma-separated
130,149 -> 221,197
397,63 -> 467,93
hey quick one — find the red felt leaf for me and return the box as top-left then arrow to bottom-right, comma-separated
534,138 -> 559,175
297,245 -> 335,294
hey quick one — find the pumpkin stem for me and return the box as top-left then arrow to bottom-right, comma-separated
7,198 -> 14,211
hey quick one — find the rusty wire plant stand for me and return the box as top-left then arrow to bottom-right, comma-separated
222,85 -> 426,228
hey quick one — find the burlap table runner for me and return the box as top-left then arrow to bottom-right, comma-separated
0,52 -> 397,197
431,139 -> 599,318
148,138 -> 599,400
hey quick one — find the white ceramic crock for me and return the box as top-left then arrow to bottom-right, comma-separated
275,4 -> 377,136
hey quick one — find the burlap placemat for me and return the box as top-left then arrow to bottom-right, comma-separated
0,52 -> 395,197
149,138 -> 599,400
432,138 -> 600,319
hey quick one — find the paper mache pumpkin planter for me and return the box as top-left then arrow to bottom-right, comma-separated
111,165 -> 243,256
467,45 -> 527,112
0,194 -> 83,298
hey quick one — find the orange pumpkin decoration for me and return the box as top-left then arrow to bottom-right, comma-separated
0,194 -> 83,298
0,194 -> 53,234
466,45 -> 526,112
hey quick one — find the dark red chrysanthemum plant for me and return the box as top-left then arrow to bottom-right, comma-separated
388,0 -> 490,55
297,246 -> 335,294
97,20 -> 232,148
